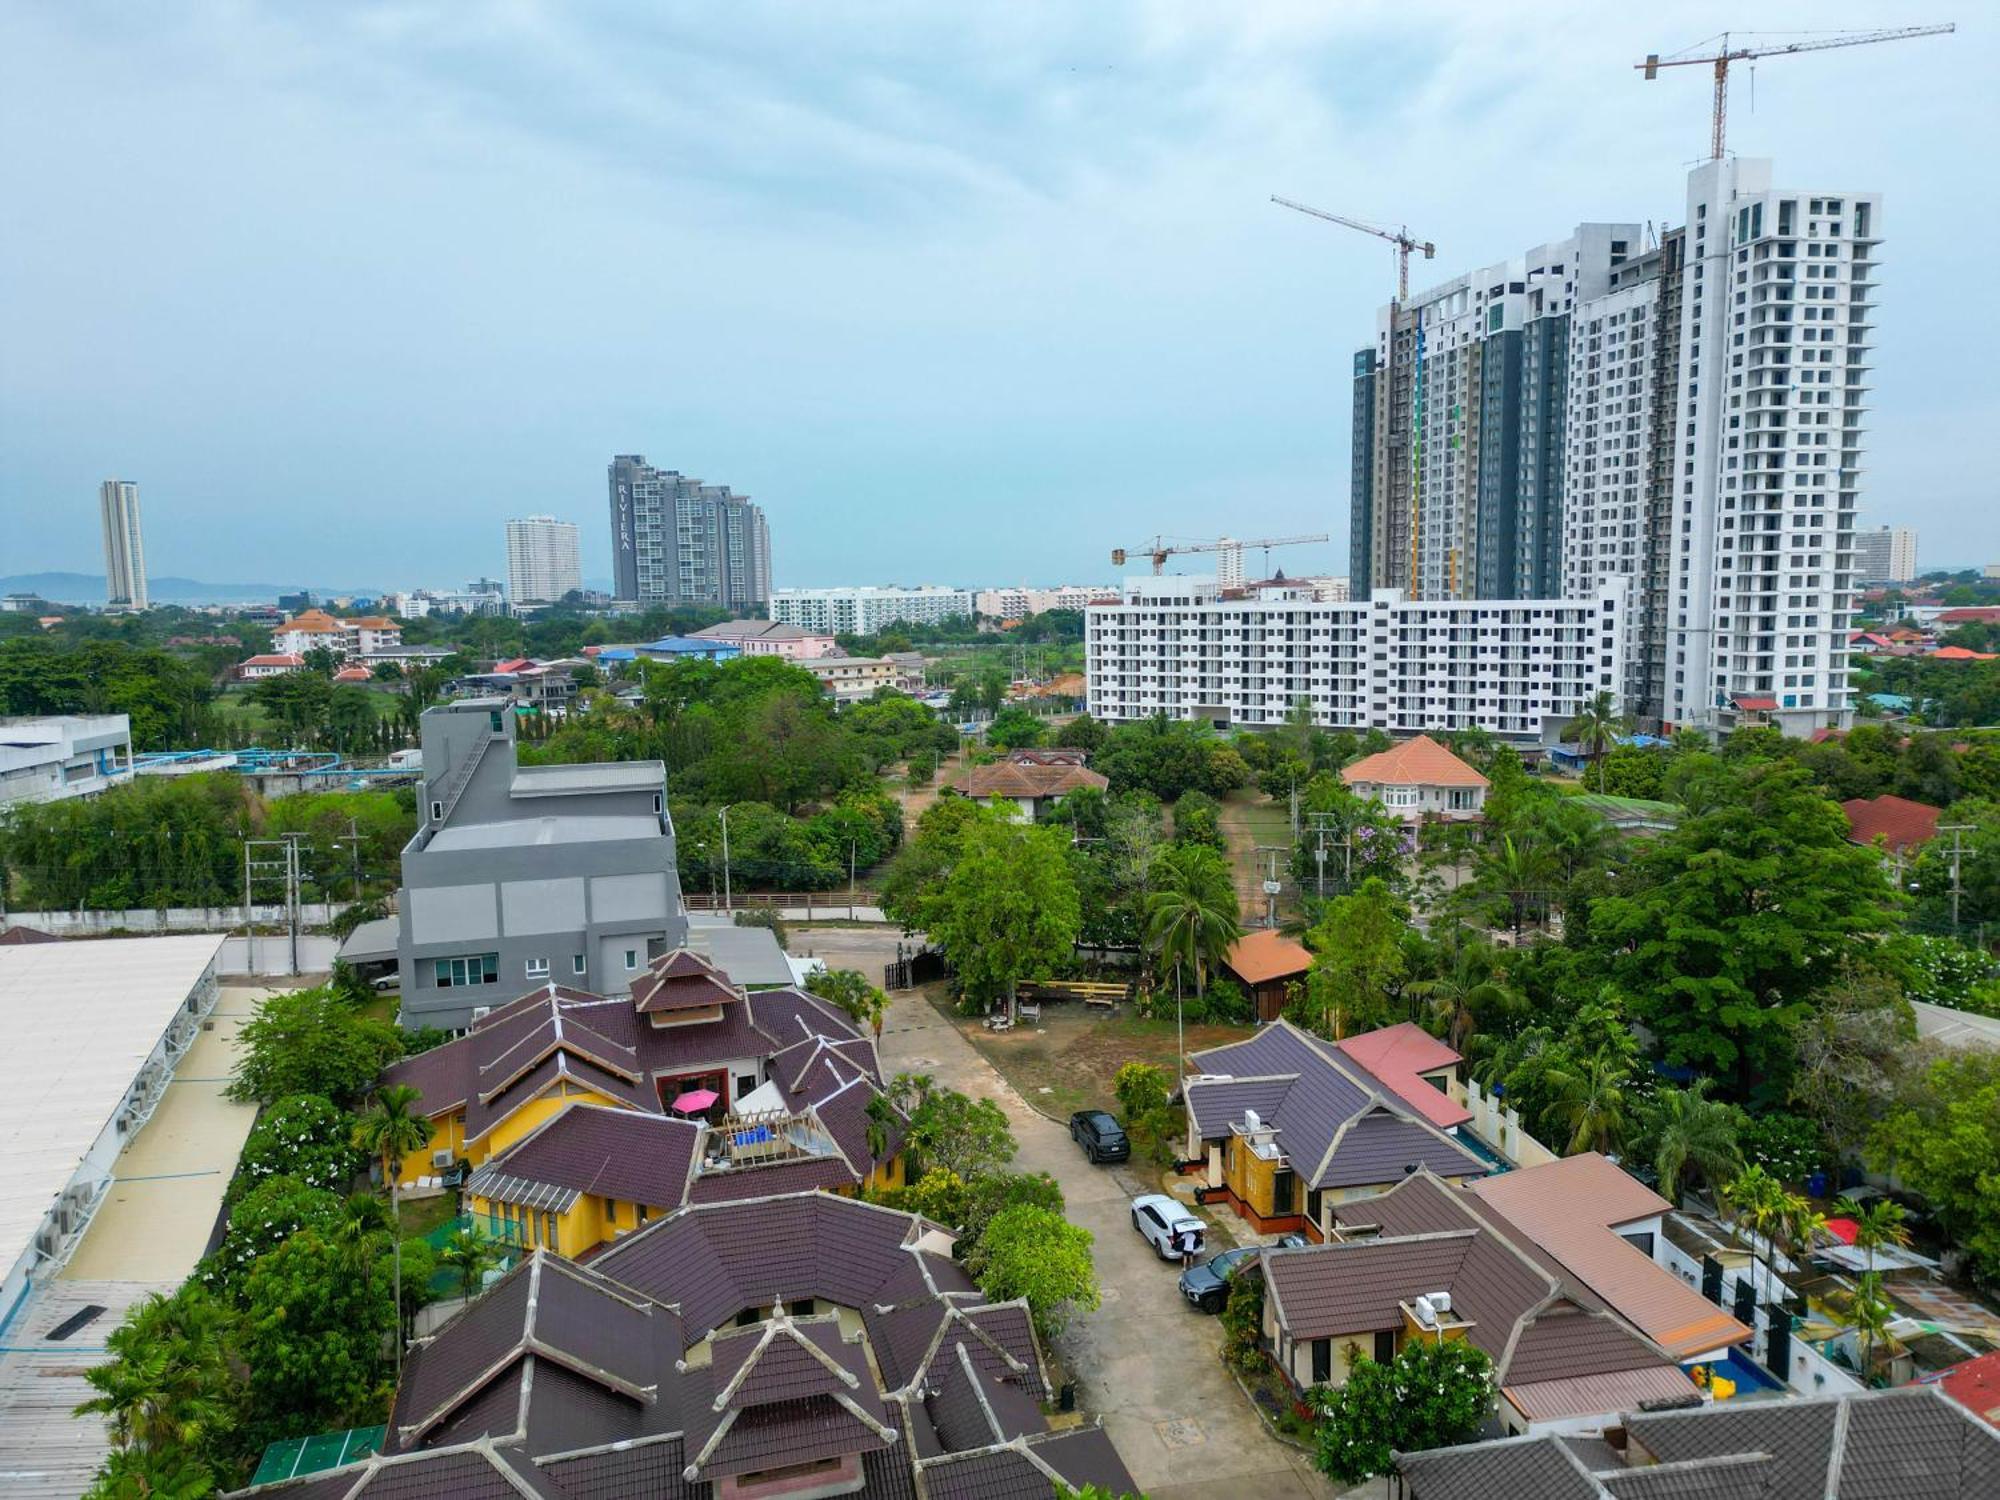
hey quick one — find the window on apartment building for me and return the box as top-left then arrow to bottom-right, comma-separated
572,954 -> 587,976
526,958 -> 550,981
434,953 -> 499,988
624,948 -> 639,971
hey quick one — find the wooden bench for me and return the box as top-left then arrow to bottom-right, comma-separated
1022,980 -> 1128,1009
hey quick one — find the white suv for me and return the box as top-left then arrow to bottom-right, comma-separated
1131,1193 -> 1206,1261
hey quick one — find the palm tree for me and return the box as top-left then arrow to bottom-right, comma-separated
864,1094 -> 900,1169
1562,689 -> 1630,792
1407,932 -> 1515,1053
1642,1083 -> 1745,1205
354,1084 -> 433,1191
1848,1270 -> 1896,1385
1545,1049 -> 1630,1155
1481,833 -> 1554,937
1720,1166 -> 1789,1308
438,1226 -> 499,1301
76,1290 -> 234,1458
1145,844 -> 1243,1080
1837,1197 -> 1909,1274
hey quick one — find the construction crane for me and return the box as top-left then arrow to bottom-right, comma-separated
1110,533 -> 1329,577
1271,195 -> 1434,303
1639,26 -> 1955,161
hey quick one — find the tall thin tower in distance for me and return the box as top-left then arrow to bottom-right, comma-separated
99,479 -> 149,610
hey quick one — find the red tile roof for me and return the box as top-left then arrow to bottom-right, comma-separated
1336,1022 -> 1472,1130
1342,734 -> 1487,790
1927,1348 -> 2000,1428
1933,645 -> 1998,662
241,653 -> 304,668
1938,607 -> 2000,625
952,762 -> 1108,800
1731,694 -> 1779,712
1841,794 -> 1941,854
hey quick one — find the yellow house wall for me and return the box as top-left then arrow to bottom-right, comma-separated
395,1083 -> 633,1190
1224,1138 -> 1281,1218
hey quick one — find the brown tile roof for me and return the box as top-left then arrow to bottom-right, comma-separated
1342,734 -> 1488,790
1336,1022 -> 1473,1131
1842,793 -> 1942,853
1264,1232 -> 1477,1338
465,1104 -> 700,1212
952,762 -> 1109,800
683,1311 -> 897,1482
0,923 -> 59,945
1471,1155 -> 1750,1359
1222,927 -> 1313,985
629,947 -> 742,1014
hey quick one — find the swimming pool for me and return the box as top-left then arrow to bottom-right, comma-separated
1684,1347 -> 1785,1396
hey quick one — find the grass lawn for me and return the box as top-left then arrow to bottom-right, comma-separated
396,1191 -> 460,1241
1229,790 -> 1293,846
923,988 -> 1253,1119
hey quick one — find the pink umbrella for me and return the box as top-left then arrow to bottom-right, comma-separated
671,1088 -> 721,1114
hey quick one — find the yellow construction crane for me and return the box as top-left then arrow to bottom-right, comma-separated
1639,25 -> 1955,161
1271,196 -> 1435,303
1110,533 -> 1329,576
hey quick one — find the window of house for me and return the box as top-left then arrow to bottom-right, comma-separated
572,954 -> 587,976
624,949 -> 639,971
1448,788 -> 1478,811
434,953 -> 498,987
1374,1330 -> 1397,1363
525,957 -> 550,980
1384,787 -> 1418,808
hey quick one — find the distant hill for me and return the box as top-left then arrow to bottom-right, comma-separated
1,572 -> 366,606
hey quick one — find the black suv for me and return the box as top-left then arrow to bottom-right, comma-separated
1069,1109 -> 1130,1164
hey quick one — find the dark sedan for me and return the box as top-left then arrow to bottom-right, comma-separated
1177,1235 -> 1308,1313
1069,1109 -> 1130,1164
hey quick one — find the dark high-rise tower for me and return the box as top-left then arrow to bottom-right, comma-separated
607,455 -> 771,610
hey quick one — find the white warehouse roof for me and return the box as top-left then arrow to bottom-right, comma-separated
0,935 -> 224,1295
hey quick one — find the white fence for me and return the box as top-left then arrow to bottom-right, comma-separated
1453,1076 -> 1560,1169
219,934 -> 340,977
7,903 -> 348,935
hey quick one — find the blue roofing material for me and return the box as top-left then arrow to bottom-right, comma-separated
640,636 -> 742,659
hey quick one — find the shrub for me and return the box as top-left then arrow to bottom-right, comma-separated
232,1095 -> 365,1200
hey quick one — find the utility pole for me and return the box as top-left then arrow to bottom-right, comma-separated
1938,824 -> 1975,933
243,835 -> 305,976
1255,844 -> 1288,929
720,804 -> 732,914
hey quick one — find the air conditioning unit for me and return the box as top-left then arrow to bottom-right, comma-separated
1414,1292 -> 1453,1327
431,1149 -> 454,1169
1243,1107 -> 1262,1134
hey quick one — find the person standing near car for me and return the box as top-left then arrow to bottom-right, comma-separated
1177,1227 -> 1197,1268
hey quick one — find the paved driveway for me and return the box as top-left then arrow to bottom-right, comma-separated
793,927 -> 1332,1500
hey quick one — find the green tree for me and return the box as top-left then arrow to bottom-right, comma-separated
1867,1050 -> 2000,1279
84,1447 -> 218,1500
238,1226 -> 396,1442
967,1203 -> 1100,1338
1309,1339 -> 1494,1484
1113,1061 -> 1171,1122
76,1285 -> 238,1473
1406,931 -> 1516,1054
1055,713 -> 1108,753
898,1078 -> 1019,1181
227,984 -> 406,1108
1169,789 -> 1225,851
1587,761 -> 1898,1096
200,1174 -> 345,1301
1637,1083 -> 1744,1204
806,967 -> 890,1040
1544,1048 -> 1631,1156
984,705 -> 1047,751
1299,877 -> 1408,1039
928,818 -> 1081,1020
233,1095 -> 366,1199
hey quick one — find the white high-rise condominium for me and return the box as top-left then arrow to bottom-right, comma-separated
1662,161 -> 1873,737
98,480 -> 148,610
506,516 -> 583,606
1215,539 -> 1245,589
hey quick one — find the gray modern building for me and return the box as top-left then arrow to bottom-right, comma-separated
607,454 -> 771,610
394,699 -> 688,1030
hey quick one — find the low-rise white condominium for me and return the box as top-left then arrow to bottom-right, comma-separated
771,585 -> 975,635
1086,576 -> 1624,743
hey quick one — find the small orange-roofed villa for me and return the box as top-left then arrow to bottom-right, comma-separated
1341,733 -> 1488,822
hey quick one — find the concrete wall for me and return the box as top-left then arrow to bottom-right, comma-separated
1455,1077 -> 1559,1168
11,903 -> 347,936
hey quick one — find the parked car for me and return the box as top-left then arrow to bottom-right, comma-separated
1131,1193 -> 1205,1262
1069,1109 -> 1130,1164
1177,1246 -> 1259,1312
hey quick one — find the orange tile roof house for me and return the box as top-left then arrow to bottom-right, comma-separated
1342,734 -> 1488,822
1842,793 -> 1942,856
1220,928 -> 1313,1023
1334,1020 -> 1473,1131
1469,1153 -> 1750,1362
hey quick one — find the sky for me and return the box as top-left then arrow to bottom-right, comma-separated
2,3 -> 1994,593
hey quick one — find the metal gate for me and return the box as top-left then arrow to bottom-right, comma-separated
1764,1303 -> 1791,1382
1701,1255 -> 1724,1305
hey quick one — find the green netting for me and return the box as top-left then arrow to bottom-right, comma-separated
418,1213 -> 521,1297
250,1425 -> 385,1484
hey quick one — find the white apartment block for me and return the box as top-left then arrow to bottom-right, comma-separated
772,585 -> 975,635
505,516 -> 583,606
1086,576 -> 1623,743
1215,540 -> 1245,590
1663,160 -> 1871,736
973,584 -> 1118,620
0,715 -> 135,808
1853,525 -> 1918,584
